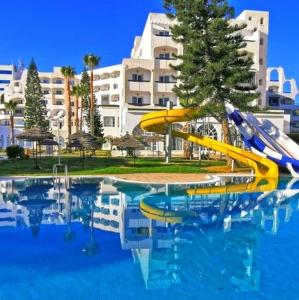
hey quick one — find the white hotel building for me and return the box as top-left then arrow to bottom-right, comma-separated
0,10 -> 293,150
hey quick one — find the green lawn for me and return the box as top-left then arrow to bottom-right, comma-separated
0,156 -> 226,176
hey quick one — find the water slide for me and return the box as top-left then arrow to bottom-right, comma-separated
226,104 -> 299,177
139,108 -> 278,178
140,177 -> 278,224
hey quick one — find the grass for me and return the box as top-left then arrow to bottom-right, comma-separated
0,156 -> 228,177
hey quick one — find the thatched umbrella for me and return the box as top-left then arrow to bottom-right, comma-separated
16,128 -> 54,169
68,132 -> 99,166
68,132 -> 98,149
41,139 -> 59,157
144,134 -> 165,157
116,132 -> 144,166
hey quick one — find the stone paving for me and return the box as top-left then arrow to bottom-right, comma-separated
111,173 -> 211,184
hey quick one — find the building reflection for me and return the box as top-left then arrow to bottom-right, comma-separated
0,176 -> 298,291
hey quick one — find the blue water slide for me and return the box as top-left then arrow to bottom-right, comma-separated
225,104 -> 299,177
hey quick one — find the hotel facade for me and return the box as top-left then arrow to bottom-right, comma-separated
0,10 -> 295,151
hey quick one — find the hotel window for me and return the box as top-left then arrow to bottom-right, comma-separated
132,96 -> 143,105
158,75 -> 175,83
269,96 -> 280,107
0,80 -> 10,84
159,97 -> 169,107
158,30 -> 170,36
260,18 -> 264,25
260,38 -> 264,46
259,58 -> 263,66
159,53 -> 170,60
248,16 -> 252,21
0,70 -> 12,75
54,79 -> 64,84
132,74 -> 143,82
101,95 -> 109,105
104,116 -> 115,127
113,83 -> 118,89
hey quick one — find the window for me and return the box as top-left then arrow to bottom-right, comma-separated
260,18 -> 264,25
54,79 -> 63,84
259,58 -> 263,65
248,16 -> 252,21
55,90 -> 63,95
158,30 -> 170,36
101,95 -> 109,105
0,88 -> 4,91
159,75 -> 170,83
132,96 -> 143,106
259,79 -> 263,85
159,97 -> 169,107
159,53 -> 170,60
104,116 -> 115,127
269,96 -> 280,107
112,210 -> 118,216
113,83 -> 118,89
132,74 -> 143,82
111,198 -> 119,206
260,38 -> 264,46
0,80 -> 10,84
0,70 -> 12,75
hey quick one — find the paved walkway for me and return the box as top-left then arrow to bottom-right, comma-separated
111,173 -> 212,184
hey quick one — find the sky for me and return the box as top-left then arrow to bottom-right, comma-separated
0,0 -> 298,82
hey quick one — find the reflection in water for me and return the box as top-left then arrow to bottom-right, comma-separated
0,176 -> 299,295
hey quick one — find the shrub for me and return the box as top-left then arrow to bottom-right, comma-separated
6,145 -> 25,160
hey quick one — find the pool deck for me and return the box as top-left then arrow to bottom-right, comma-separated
110,173 -> 211,184
109,173 -> 252,184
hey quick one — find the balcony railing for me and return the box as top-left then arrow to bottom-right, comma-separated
127,102 -> 150,107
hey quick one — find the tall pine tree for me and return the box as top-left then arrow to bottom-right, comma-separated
80,70 -> 104,139
24,59 -> 48,129
164,0 -> 259,147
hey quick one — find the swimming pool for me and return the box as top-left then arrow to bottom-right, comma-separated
0,176 -> 298,300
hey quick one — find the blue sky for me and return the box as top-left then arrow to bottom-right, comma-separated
0,0 -> 298,82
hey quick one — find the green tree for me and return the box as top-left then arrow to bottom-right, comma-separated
61,66 -> 76,139
71,84 -> 84,133
164,0 -> 259,150
80,70 -> 104,139
24,59 -> 48,129
83,54 -> 100,136
4,100 -> 17,145
79,70 -> 90,131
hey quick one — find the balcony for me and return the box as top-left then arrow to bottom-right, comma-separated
127,102 -> 150,107
155,82 -> 176,93
155,58 -> 178,69
128,80 -> 151,92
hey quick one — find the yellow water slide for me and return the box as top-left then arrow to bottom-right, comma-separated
140,177 -> 278,224
139,108 -> 278,178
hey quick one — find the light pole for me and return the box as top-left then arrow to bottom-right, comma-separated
47,110 -> 64,165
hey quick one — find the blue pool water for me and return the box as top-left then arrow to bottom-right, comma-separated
0,176 -> 299,299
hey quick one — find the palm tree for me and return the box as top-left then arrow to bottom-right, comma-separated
61,66 -> 76,140
83,54 -> 100,136
71,85 -> 83,133
4,100 -> 17,145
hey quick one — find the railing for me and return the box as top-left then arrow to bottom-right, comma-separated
53,164 -> 69,189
